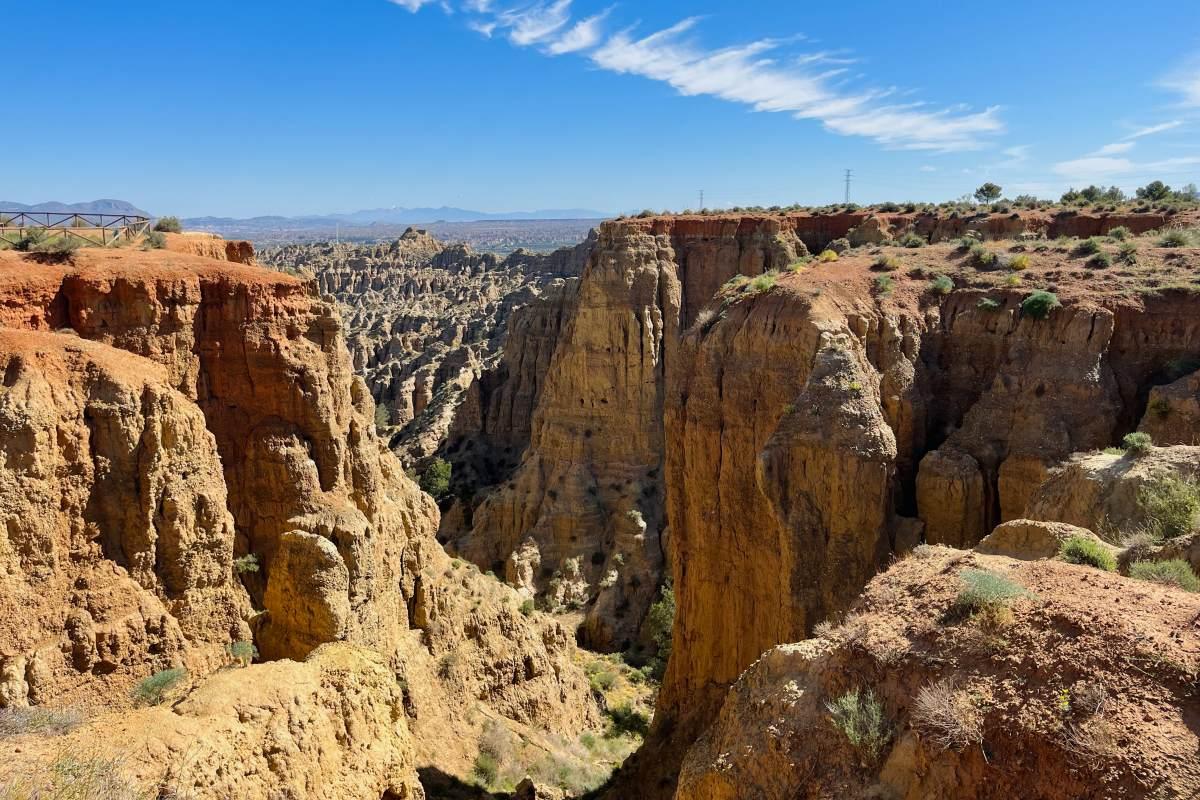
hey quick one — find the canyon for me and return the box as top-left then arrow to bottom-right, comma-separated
1,206 -> 1199,799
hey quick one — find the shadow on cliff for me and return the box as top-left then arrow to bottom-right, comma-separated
417,767 -> 508,800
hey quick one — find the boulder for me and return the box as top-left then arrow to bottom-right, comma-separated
976,519 -> 1114,561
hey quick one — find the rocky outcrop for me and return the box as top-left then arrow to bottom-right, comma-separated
2,644 -> 425,800
452,218 -> 808,651
975,519 -> 1113,560
1024,446 -> 1200,537
163,231 -> 256,264
0,247 -> 599,795
0,330 -> 248,708
675,547 -> 1200,800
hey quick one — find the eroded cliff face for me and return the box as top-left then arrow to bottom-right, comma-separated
452,218 -> 808,650
644,251 -> 1200,787
0,246 -> 598,796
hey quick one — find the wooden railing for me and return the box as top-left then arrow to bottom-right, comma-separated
0,211 -> 153,246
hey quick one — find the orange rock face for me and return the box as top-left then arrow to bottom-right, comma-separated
0,247 -> 597,794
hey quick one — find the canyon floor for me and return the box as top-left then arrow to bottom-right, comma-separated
1,207 -> 1199,799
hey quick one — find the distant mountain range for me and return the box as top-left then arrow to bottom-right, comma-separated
183,205 -> 614,230
0,199 -> 151,217
2,199 -> 614,233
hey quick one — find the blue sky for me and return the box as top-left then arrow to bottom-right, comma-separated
5,1 -> 1199,217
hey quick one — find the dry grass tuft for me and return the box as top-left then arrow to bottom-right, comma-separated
910,679 -> 982,751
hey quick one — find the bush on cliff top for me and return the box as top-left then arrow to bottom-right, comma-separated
1129,559 -> 1200,592
132,668 -> 187,706
1021,290 -> 1060,320
1138,475 -> 1200,540
154,216 -> 183,233
1059,535 -> 1117,571
826,687 -> 890,760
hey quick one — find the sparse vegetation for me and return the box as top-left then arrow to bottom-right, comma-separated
642,581 -> 675,680
1075,237 -> 1104,256
872,254 -> 901,272
748,270 -> 779,293
154,216 -> 183,233
228,640 -> 258,667
1118,241 -> 1139,264
911,679 -> 982,751
142,230 -> 167,249
977,297 -> 1002,311
970,243 -> 998,268
1089,251 -> 1113,269
826,687 -> 890,761
929,274 -> 953,295
234,553 -> 260,574
1107,226 -> 1132,241
1122,431 -> 1154,456
898,232 -> 925,248
1008,253 -> 1030,271
1137,475 -> 1200,539
1128,559 -> 1200,592
818,249 -> 839,262
1059,535 -> 1116,571
955,569 -> 1033,617
1021,290 -> 1060,320
418,457 -> 452,500
519,598 -> 535,616
0,752 -> 145,800
1159,229 -> 1192,248
0,706 -> 84,738
132,668 -> 187,706
874,275 -> 895,296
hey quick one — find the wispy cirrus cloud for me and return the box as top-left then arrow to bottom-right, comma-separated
1161,56 -> 1200,107
385,1 -> 1004,152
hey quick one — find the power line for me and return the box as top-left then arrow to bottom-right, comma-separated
843,169 -> 853,204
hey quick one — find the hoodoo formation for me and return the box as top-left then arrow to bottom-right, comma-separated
2,204 -> 1199,800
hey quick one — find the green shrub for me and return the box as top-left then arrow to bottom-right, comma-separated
1089,252 -> 1113,269
1129,559 -> 1200,592
142,230 -> 167,249
1059,535 -> 1116,571
606,703 -> 652,738
472,750 -> 500,787
970,243 -> 998,268
234,553 -> 260,574
1138,475 -> 1200,539
1107,226 -> 1132,241
641,582 -> 675,681
589,669 -> 617,693
818,249 -> 839,262
154,216 -> 183,233
228,640 -> 258,666
956,235 -> 980,251
1118,241 -> 1139,264
1122,431 -> 1154,456
874,275 -> 895,296
1159,229 -> 1191,247
872,254 -> 901,271
132,668 -> 187,706
1021,291 -> 1060,320
955,569 -> 1033,614
898,232 -> 925,248
519,598 -> 535,617
1075,237 -> 1104,256
418,457 -> 452,500
929,274 -> 953,295
826,687 -> 890,760
1008,254 -> 1030,271
977,298 -> 1002,311
748,271 -> 778,293
14,229 -> 48,252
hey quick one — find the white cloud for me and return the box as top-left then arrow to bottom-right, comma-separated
1126,120 -> 1183,139
498,0 -> 573,46
919,165 -> 937,172
1161,57 -> 1200,107
386,2 -> 1003,151
388,0 -> 438,9
589,20 -> 1001,151
547,9 -> 610,55
1052,155 -> 1200,181
1093,142 -> 1134,156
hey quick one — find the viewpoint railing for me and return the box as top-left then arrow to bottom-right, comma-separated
0,211 -> 153,246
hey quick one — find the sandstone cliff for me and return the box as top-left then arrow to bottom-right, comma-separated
0,246 -> 599,796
